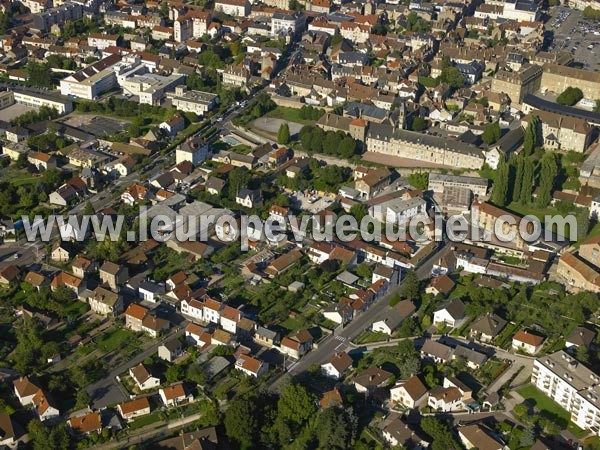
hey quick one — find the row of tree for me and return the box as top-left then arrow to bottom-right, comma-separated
492,115 -> 559,208
299,125 -> 359,159
224,384 -> 358,449
491,151 -> 558,208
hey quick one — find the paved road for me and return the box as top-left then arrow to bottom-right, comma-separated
86,327 -> 186,409
270,243 -> 450,391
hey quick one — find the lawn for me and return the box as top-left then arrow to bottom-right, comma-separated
128,411 -> 162,430
1,168 -> 39,186
264,106 -> 318,125
98,328 -> 135,352
517,384 -> 588,438
354,331 -> 390,345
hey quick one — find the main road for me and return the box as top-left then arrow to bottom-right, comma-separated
270,242 -> 450,391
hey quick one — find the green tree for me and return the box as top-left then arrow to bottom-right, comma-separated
513,403 -> 528,419
482,122 -> 501,145
28,421 -> 70,450
491,159 -> 510,206
76,390 -> 91,409
408,172 -> 429,190
16,152 -> 27,169
411,116 -> 427,131
277,122 -> 290,145
187,363 -> 207,385
224,394 -> 259,449
314,408 -> 352,449
556,87 -> 583,106
576,344 -> 589,363
420,417 -> 460,450
26,61 -> 53,87
166,364 -> 184,383
331,29 -> 343,46
0,12 -> 10,34
400,270 -> 419,299
536,152 -> 558,207
440,66 -> 464,89
83,201 -> 95,216
519,157 -> 535,204
522,115 -> 538,157
511,155 -> 524,203
350,203 -> 367,223
520,424 -> 535,447
277,384 -> 316,429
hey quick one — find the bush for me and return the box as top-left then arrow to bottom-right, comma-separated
556,87 -> 583,106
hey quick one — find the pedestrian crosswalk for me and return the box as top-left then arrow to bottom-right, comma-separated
334,335 -> 346,342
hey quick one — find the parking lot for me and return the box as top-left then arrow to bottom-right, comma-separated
547,6 -> 600,71
63,114 -> 129,137
291,192 -> 336,213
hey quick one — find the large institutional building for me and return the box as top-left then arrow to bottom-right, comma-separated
365,122 -> 485,170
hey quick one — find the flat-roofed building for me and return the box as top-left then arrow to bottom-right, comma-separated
168,85 -> 219,116
121,73 -> 186,106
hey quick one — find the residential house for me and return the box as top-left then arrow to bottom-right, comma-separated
51,242 -> 72,262
235,354 -> 267,377
371,300 -> 415,335
421,339 -> 453,363
117,397 -> 151,421
158,339 -> 183,362
323,302 -> 353,325
122,183 -> 149,205
389,376 -> 428,409
50,271 -> 85,297
138,281 -> 166,303
458,424 -> 504,450
159,383 -> 192,406
321,352 -> 353,380
0,265 -> 20,285
203,297 -> 223,323
67,411 -> 102,435
185,323 -> 210,348
453,345 -> 488,370
432,299 -> 466,328
72,256 -> 94,278
381,414 -> 429,449
212,329 -> 232,346
28,152 -> 56,170
512,329 -> 545,354
220,306 -> 242,334
88,286 -> 123,316
130,364 -> 161,391
181,298 -> 204,322
254,327 -> 279,348
125,304 -> 149,332
469,313 -> 507,343
142,315 -> 170,338
280,329 -> 313,359
99,262 -> 129,291
0,412 -> 20,448
235,188 -> 262,208
24,271 -> 49,291
426,275 -> 456,297
565,327 -> 596,350
428,386 -> 463,412
264,248 -> 303,277
353,367 -> 394,396
13,377 -> 59,422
